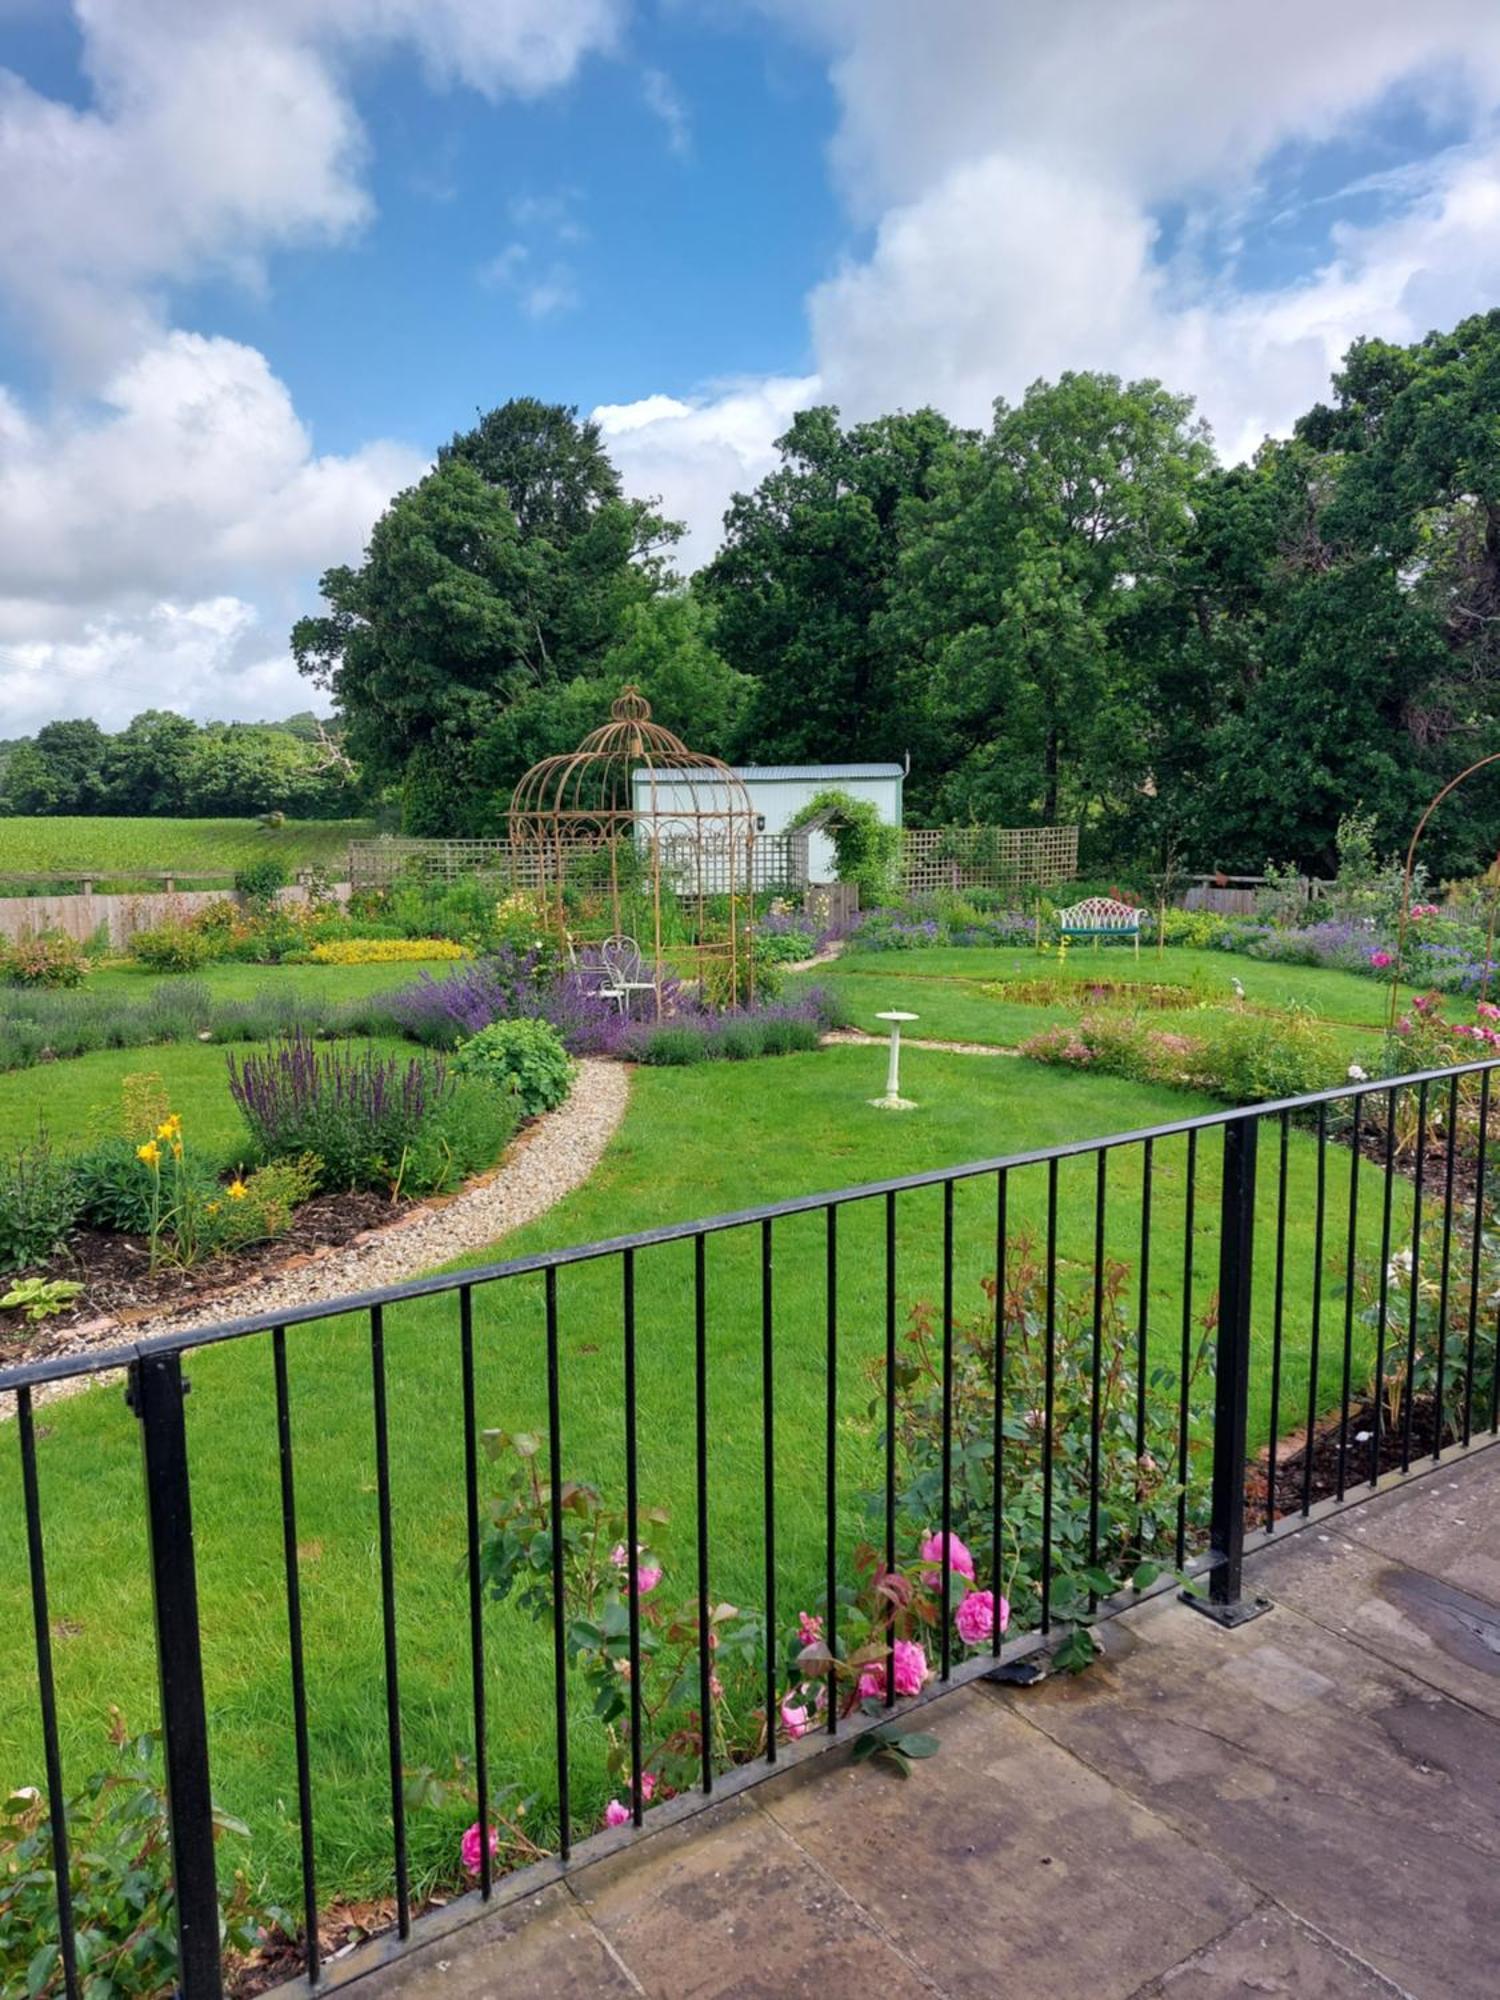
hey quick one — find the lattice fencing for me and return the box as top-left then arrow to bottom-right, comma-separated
348,832 -> 812,898
900,825 -> 1079,896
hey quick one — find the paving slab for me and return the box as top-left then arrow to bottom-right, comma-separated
1140,1906 -> 1404,1998
762,1683 -> 1255,2000
570,1793 -> 936,1999
1005,1591 -> 1500,2000
1335,1446 -> 1500,1601
1256,1526 -> 1500,1719
325,1880 -> 637,1999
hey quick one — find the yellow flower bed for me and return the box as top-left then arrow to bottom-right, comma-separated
308,937 -> 471,965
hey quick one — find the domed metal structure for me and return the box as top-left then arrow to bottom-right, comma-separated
507,686 -> 758,1011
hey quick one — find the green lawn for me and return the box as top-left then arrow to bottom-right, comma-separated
0,816 -> 373,888
82,958 -> 456,1002
0,1043 -> 1416,1912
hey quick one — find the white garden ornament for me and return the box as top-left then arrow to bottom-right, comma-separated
871,1010 -> 919,1110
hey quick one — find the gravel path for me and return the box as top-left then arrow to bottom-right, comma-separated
6,1058 -> 631,1413
823,1027 -> 1019,1058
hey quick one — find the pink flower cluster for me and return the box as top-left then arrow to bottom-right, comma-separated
1369,950 -> 1393,970
1453,1022 -> 1500,1048
917,1529 -> 1010,1649
857,1638 -> 932,1701
610,1543 -> 662,1596
460,1821 -> 500,1876
1410,904 -> 1441,920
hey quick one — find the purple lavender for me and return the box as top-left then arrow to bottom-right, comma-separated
227,1030 -> 453,1189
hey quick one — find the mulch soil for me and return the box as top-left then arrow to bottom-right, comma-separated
1245,1389 -> 1463,1526
0,1188 -> 414,1358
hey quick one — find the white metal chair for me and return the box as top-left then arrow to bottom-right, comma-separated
599,934 -> 656,1013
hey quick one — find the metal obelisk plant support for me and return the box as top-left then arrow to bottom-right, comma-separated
1388,753 -> 1500,1026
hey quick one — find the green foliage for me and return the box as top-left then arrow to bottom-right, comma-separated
1020,1001 -> 1345,1105
1,932 -> 89,988
452,1018 -> 575,1117
130,921 -> 211,973
233,858 -> 289,903
0,1128 -> 80,1279
787,787 -> 901,903
0,1718 -> 274,1997
0,1276 -> 82,1322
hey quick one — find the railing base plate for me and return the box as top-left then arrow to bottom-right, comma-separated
1181,1588 -> 1273,1628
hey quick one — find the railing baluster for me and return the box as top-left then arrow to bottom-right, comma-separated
1197,1118 -> 1259,1620
1135,1138 -> 1152,1550
1041,1159 -> 1058,1633
131,1351 -> 224,1998
1266,1112 -> 1289,1531
761,1217 -> 777,1755
992,1168 -> 1007,1660
884,1190 -> 896,1707
1433,1073 -> 1459,1458
1176,1130 -> 1197,1570
1403,1083 -> 1429,1471
622,1250 -> 644,1818
369,1306 -> 410,1938
544,1270 -> 570,1854
1337,1101 -> 1361,1501
1301,1102 -> 1327,1517
271,1330 -> 319,1975
458,1290 -> 491,1899
825,1205 -> 838,1732
20,1386 -> 79,2000
1087,1149 -> 1107,1610
940,1180 -> 955,1679
694,1235 -> 713,1791
1463,1070 -> 1490,1446
1373,1087 -> 1397,1486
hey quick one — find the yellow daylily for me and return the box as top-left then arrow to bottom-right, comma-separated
136,1140 -> 161,1167
228,1180 -> 249,1201
156,1114 -> 182,1141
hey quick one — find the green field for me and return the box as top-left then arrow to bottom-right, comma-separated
0,815 -> 374,887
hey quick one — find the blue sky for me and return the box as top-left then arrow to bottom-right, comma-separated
1,1 -> 1499,732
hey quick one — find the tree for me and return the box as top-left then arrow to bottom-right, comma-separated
294,400 -> 680,831
705,406 -> 968,773
102,710 -> 198,814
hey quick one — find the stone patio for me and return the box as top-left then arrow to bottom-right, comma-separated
304,1447 -> 1500,1999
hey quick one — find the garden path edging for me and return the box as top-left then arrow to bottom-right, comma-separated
5,1057 -> 631,1413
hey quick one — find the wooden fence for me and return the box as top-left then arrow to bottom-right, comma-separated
0,881 -> 347,948
900,825 -> 1079,896
1180,874 -> 1333,916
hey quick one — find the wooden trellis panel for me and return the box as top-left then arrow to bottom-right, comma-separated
348,832 -> 812,896
900,825 -> 1079,896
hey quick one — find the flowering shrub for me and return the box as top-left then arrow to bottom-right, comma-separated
0,1713 -> 276,1997
452,1018 -> 575,1117
1,931 -> 89,988
308,936 -> 470,965
1358,1206 -> 1499,1448
880,1244 -> 1214,1636
131,919 -> 212,973
386,949 -> 635,1057
227,1031 -> 508,1195
1021,1003 -> 1348,1105
624,988 -> 850,1065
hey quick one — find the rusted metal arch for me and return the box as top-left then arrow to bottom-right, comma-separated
1389,752 -> 1500,1023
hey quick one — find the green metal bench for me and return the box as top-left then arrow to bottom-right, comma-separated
1056,895 -> 1141,955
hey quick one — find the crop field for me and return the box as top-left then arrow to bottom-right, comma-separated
0,815 -> 375,887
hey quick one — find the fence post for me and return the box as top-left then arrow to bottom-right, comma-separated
1188,1117 -> 1272,1626
129,1353 -> 225,1999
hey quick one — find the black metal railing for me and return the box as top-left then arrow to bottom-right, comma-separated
7,1057 -> 1500,1998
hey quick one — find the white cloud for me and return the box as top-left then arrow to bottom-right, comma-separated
595,377 -> 818,568
642,66 -> 691,157
0,1 -> 620,730
602,3 -> 1500,551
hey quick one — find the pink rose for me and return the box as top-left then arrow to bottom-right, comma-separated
780,1698 -> 811,1740
954,1589 -> 1009,1647
1370,950 -> 1392,969
460,1821 -> 500,1875
610,1542 -> 662,1596
919,1530 -> 975,1588
797,1610 -> 823,1644
856,1639 -> 931,1702
603,1799 -> 630,1828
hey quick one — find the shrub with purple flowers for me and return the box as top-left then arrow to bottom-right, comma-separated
226,1031 -> 514,1194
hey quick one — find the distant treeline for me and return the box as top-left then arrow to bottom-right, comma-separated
0,711 -> 358,819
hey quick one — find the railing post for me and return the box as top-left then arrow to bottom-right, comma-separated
1189,1117 -> 1271,1626
129,1353 -> 225,2000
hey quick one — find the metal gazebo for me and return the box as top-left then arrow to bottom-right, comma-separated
506,687 -> 758,1012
